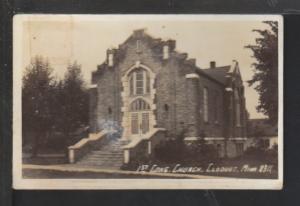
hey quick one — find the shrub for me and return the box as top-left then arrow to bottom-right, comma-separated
154,139 -> 185,163
243,144 -> 278,164
153,138 -> 219,165
185,140 -> 219,164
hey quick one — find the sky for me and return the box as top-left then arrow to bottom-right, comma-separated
20,15 -> 278,119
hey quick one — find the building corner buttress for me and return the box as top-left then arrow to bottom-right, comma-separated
223,82 -> 234,158
89,85 -> 98,133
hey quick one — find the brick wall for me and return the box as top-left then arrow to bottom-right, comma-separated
90,31 -> 247,142
198,75 -> 225,137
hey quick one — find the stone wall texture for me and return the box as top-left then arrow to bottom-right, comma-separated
90,30 -> 248,155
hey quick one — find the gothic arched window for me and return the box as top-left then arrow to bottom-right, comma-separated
234,89 -> 241,126
130,98 -> 150,111
129,68 -> 150,95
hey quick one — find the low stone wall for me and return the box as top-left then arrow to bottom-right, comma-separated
122,128 -> 166,164
68,130 -> 111,163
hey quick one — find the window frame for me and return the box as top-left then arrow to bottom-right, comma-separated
203,87 -> 209,123
130,98 -> 151,111
108,53 -> 113,66
163,45 -> 169,59
136,40 -> 142,53
214,91 -> 219,124
129,68 -> 150,96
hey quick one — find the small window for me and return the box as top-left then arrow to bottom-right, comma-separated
214,91 -> 219,123
164,104 -> 169,112
108,53 -> 113,66
163,45 -> 169,59
136,40 -> 141,53
236,143 -> 244,156
108,107 -> 112,114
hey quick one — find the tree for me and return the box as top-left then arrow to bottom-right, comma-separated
22,58 -> 89,156
246,21 -> 278,125
58,61 -> 89,146
22,56 -> 55,157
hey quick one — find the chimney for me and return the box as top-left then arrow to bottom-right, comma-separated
210,61 -> 216,68
133,28 -> 146,37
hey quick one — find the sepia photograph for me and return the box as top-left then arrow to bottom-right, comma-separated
13,15 -> 283,189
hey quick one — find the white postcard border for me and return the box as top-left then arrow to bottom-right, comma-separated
13,14 -> 284,190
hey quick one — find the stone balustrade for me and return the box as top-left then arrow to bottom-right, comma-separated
68,130 -> 113,163
122,128 -> 166,164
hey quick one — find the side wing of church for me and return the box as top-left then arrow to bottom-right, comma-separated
87,29 -> 247,161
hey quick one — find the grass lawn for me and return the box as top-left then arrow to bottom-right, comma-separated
23,156 -> 68,165
22,154 -> 277,179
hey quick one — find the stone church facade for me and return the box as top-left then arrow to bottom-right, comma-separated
89,29 -> 248,158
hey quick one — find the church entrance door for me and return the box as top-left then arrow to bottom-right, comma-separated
130,112 -> 149,136
129,98 -> 150,137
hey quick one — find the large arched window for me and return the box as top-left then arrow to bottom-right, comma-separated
129,68 -> 150,95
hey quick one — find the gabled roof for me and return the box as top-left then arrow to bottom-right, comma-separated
94,29 -> 242,87
201,66 -> 231,85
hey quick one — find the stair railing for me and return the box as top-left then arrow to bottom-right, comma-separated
68,129 -> 115,163
122,128 -> 166,164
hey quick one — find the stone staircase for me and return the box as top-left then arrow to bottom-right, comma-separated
75,139 -> 130,169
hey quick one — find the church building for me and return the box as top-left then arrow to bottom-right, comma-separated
88,29 -> 248,160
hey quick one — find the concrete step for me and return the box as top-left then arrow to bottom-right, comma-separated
76,163 -> 123,169
78,161 -> 123,166
79,157 -> 123,162
86,155 -> 123,159
90,151 -> 123,155
79,153 -> 123,159
79,158 -> 123,162
74,139 -> 130,169
77,160 -> 123,165
76,161 -> 123,167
